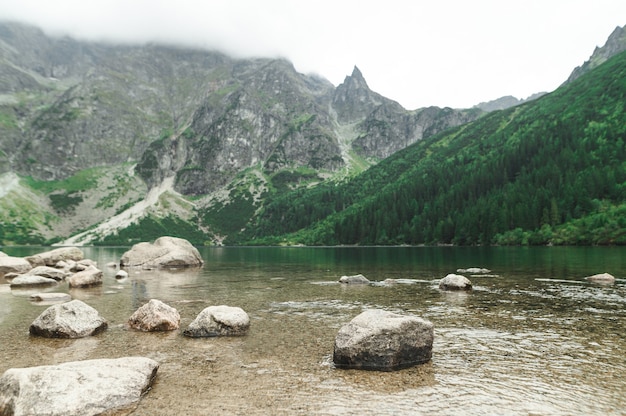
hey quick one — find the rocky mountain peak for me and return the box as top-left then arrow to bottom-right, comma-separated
565,24 -> 626,84
332,66 -> 389,124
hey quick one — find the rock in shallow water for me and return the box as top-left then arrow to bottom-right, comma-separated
183,305 -> 250,337
439,273 -> 473,291
339,274 -> 370,284
128,299 -> 180,331
585,272 -> 615,283
120,236 -> 204,269
67,265 -> 103,288
0,356 -> 158,416
25,247 -> 84,267
29,299 -> 107,338
333,309 -> 434,371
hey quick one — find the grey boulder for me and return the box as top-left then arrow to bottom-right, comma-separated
25,266 -> 69,281
9,275 -> 58,288
67,265 -> 103,288
0,256 -> 32,276
339,274 -> 370,284
439,273 -> 473,291
29,299 -> 108,338
183,305 -> 250,337
0,356 -> 158,416
128,299 -> 180,331
333,309 -> 434,371
25,247 -> 84,267
120,236 -> 204,269
585,272 -> 616,283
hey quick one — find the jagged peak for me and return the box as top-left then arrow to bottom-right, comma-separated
340,65 -> 369,90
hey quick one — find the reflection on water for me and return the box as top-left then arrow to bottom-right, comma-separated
0,246 -> 625,415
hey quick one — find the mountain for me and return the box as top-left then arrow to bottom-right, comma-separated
473,92 -> 546,112
0,21 -> 480,245
565,25 -> 626,83
236,49 -> 626,246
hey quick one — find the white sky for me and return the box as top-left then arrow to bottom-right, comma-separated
0,0 -> 624,109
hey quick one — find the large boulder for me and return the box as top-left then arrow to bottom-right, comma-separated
183,305 -> 250,337
120,236 -> 203,269
0,356 -> 158,416
29,299 -> 108,338
439,273 -> 473,291
128,299 -> 180,331
25,266 -> 69,281
25,247 -> 84,267
67,265 -> 103,288
339,274 -> 370,284
0,256 -> 32,276
333,309 -> 434,371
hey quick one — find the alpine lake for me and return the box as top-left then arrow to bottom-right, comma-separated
1,245 -> 625,415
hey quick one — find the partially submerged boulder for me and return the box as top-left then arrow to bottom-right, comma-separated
129,299 -> 180,331
67,265 -> 103,288
0,256 -> 32,276
25,247 -> 84,267
26,266 -> 69,281
9,275 -> 58,288
115,269 -> 129,279
457,267 -> 491,274
183,305 -> 250,337
0,356 -> 158,416
29,299 -> 108,338
585,272 -> 616,283
439,273 -> 473,291
120,236 -> 203,269
339,274 -> 370,284
333,309 -> 434,371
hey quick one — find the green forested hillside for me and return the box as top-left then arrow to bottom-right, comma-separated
236,50 -> 626,246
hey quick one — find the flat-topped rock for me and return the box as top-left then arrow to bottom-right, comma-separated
9,275 -> 58,288
120,236 -> 203,269
585,272 -> 616,283
25,247 -> 84,267
339,274 -> 370,284
29,292 -> 72,303
0,356 -> 158,416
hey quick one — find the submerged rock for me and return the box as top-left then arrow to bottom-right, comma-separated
183,305 -> 250,337
115,269 -> 129,279
585,272 -> 616,283
120,236 -> 204,269
25,247 -> 84,267
0,356 -> 158,416
333,309 -> 434,371
29,299 -> 107,338
439,273 -> 473,291
29,293 -> 72,303
339,274 -> 370,284
129,299 -> 180,331
457,267 -> 491,274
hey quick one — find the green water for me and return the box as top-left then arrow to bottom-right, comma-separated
1,246 -> 625,415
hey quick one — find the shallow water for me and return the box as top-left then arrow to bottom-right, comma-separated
1,246 -> 625,415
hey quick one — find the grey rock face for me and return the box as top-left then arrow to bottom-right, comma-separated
120,236 -> 203,269
339,274 -> 370,284
0,356 -> 158,416
333,309 -> 434,371
128,299 -> 180,331
29,299 -> 108,338
439,273 -> 473,291
25,247 -> 84,267
183,305 -> 250,337
67,265 -> 103,288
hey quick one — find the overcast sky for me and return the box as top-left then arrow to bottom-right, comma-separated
0,0 -> 624,109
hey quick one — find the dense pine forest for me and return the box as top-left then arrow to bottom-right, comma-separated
234,50 -> 626,246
